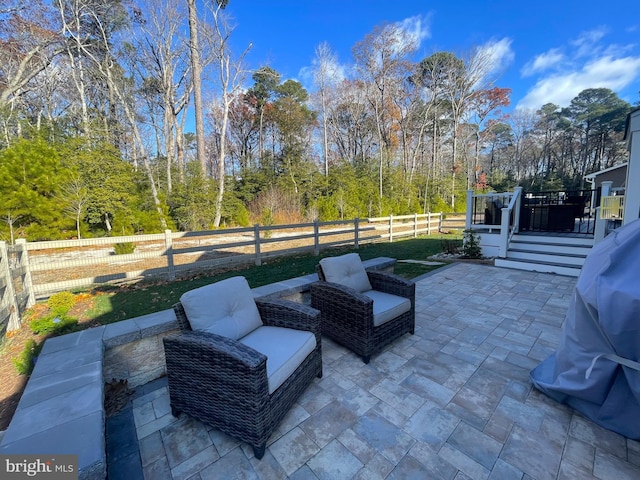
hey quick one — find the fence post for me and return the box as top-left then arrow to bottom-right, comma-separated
164,229 -> 175,281
0,241 -> 21,332
439,212 -> 443,233
313,220 -> 320,255
15,239 -> 35,310
414,213 -> 418,238
354,218 -> 360,249
389,215 -> 393,242
427,212 -> 431,235
254,224 -> 262,266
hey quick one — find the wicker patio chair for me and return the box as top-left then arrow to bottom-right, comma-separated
163,276 -> 322,459
310,253 -> 415,364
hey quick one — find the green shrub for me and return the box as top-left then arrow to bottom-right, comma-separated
440,237 -> 462,255
47,291 -> 76,316
29,314 -> 78,336
114,242 -> 136,255
13,339 -> 43,375
261,209 -> 274,239
462,229 -> 482,258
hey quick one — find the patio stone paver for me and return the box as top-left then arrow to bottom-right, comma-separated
106,262 -> 640,479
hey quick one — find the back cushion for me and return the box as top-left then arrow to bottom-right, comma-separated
319,253 -> 372,292
180,276 -> 263,340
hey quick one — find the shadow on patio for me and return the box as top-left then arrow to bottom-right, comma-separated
108,263 -> 640,480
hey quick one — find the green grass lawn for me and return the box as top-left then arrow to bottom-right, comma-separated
78,234 -> 461,325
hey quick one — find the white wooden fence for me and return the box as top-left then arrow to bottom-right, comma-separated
1,213 -> 463,333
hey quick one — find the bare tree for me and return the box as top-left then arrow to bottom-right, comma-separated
131,0 -> 192,193
312,42 -> 339,177
203,2 -> 251,227
352,22 -> 417,206
62,174 -> 89,238
187,0 -> 207,176
0,1 -> 64,125
56,0 -> 168,227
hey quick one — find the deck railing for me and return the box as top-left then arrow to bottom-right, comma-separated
600,195 -> 625,220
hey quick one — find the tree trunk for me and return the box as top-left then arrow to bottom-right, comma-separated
187,0 -> 207,176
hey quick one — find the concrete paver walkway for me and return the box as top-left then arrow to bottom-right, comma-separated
107,262 -> 640,479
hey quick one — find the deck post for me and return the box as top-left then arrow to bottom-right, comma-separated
498,207 -> 510,258
465,190 -> 473,230
594,207 -> 607,244
514,186 -> 523,233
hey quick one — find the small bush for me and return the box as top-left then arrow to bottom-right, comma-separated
440,237 -> 462,255
13,339 -> 43,375
47,291 -> 76,316
261,209 -> 274,239
29,314 -> 78,336
114,242 -> 136,255
462,229 -> 482,259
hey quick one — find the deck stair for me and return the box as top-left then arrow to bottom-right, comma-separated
494,234 -> 594,277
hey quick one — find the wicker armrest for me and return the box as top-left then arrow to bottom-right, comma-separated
311,281 -> 372,306
367,270 -> 415,298
310,281 -> 374,328
172,302 -> 192,331
255,298 -> 321,339
163,330 -> 268,384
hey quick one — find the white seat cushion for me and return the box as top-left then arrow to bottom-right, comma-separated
362,290 -> 411,327
319,253 -> 372,292
239,326 -> 317,394
180,276 -> 263,340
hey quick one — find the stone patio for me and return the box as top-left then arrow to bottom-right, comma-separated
107,262 -> 640,480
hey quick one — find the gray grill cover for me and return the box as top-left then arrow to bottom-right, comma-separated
530,218 -> 640,439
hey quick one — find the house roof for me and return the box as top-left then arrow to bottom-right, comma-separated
584,162 -> 628,180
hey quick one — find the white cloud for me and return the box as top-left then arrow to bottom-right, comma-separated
476,37 -> 514,75
518,26 -> 640,110
298,61 -> 349,89
521,48 -> 564,77
393,15 -> 431,50
570,27 -> 608,58
517,55 -> 640,109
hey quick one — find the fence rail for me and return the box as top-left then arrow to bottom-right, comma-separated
1,212 -> 462,334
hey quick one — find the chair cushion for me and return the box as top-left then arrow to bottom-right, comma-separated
362,290 -> 412,327
239,326 -> 317,394
319,253 -> 372,292
180,276 -> 263,340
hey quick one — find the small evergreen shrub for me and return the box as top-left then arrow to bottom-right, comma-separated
47,291 -> 76,316
13,339 -> 43,375
29,314 -> 78,336
114,242 -> 136,255
462,229 -> 482,259
261,209 -> 274,239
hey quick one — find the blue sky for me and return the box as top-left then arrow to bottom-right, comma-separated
221,0 -> 640,111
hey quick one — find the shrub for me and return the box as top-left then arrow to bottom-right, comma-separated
47,291 -> 76,316
462,229 -> 482,259
114,242 -> 136,255
13,339 -> 43,375
29,314 -> 78,336
440,237 -> 462,255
